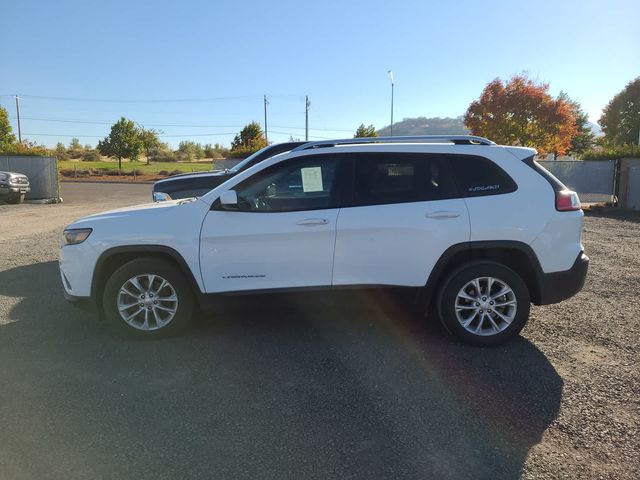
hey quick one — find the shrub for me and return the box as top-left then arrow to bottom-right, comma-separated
581,144 -> 640,160
81,151 -> 101,162
150,151 -> 178,162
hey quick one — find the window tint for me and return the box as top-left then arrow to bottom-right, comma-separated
449,155 -> 517,197
353,154 -> 455,206
233,155 -> 339,212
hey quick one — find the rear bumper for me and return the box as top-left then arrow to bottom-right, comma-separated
539,252 -> 589,305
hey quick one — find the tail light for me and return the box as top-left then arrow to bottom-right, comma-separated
556,190 -> 581,211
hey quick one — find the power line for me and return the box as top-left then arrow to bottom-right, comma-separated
8,115 -> 354,132
22,132 -> 237,138
0,94 -> 264,104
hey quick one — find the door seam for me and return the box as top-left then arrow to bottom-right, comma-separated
330,208 -> 341,286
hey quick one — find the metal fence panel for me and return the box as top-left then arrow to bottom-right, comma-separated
0,156 -> 59,200
627,167 -> 640,210
538,160 -> 616,203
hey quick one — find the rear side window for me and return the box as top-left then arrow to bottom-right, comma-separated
353,153 -> 456,206
449,155 -> 517,197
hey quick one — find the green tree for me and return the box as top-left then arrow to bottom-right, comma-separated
558,92 -> 595,157
599,77 -> 640,146
69,137 -> 82,150
97,117 -> 143,171
0,106 -> 16,150
204,143 -> 229,158
229,122 -> 268,158
138,127 -> 162,165
177,140 -> 205,161
354,124 -> 377,138
54,142 -> 67,159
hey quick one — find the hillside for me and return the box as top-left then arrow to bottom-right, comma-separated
377,116 -> 469,136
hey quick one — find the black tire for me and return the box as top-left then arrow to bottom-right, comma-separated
102,258 -> 194,339
6,193 -> 24,204
437,261 -> 530,346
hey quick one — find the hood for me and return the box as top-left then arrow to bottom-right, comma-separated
0,171 -> 29,181
68,198 -> 203,227
154,169 -> 228,185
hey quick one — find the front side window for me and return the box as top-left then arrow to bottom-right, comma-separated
353,153 -> 456,206
232,155 -> 339,212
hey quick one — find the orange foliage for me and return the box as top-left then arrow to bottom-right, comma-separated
464,75 -> 578,155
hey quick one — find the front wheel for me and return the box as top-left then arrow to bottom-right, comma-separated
437,261 -> 530,346
103,258 -> 194,338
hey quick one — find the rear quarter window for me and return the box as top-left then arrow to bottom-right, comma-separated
448,154 -> 517,197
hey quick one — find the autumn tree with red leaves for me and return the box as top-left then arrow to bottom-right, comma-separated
464,75 -> 578,155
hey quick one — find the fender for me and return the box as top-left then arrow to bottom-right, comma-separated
91,245 -> 204,301
418,240 -> 545,307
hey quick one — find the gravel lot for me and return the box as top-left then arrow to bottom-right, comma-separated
0,183 -> 638,479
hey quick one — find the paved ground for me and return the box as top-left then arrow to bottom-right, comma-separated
0,183 -> 638,479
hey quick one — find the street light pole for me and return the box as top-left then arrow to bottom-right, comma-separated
15,95 -> 22,143
388,71 -> 394,136
305,95 -> 310,142
264,95 -> 269,143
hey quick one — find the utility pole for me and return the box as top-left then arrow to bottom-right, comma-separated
305,95 -> 310,141
15,95 -> 22,142
264,95 -> 269,143
388,71 -> 394,137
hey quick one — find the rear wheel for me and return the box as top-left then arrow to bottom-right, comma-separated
103,258 -> 194,338
437,261 -> 530,346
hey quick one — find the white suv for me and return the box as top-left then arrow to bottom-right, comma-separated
60,136 -> 588,346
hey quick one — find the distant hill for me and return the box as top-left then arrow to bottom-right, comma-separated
377,116 -> 469,136
588,121 -> 603,137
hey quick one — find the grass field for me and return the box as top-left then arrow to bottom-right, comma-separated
58,160 -> 216,174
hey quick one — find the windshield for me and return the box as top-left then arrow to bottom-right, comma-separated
228,147 -> 269,173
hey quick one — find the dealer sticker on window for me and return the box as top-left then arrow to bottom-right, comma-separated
301,167 -> 323,192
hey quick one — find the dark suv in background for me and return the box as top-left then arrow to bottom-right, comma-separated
152,141 -> 305,201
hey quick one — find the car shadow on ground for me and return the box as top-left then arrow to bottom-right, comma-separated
0,261 -> 562,480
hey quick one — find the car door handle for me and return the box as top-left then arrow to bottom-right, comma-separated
425,211 -> 461,219
296,218 -> 329,226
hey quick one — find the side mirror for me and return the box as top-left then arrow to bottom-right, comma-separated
153,191 -> 171,202
219,190 -> 238,208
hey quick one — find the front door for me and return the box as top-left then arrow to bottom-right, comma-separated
199,154 -> 343,293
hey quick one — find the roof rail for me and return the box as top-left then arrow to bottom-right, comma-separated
293,135 -> 495,151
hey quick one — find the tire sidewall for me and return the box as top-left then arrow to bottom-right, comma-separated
438,261 -> 530,346
103,258 -> 194,339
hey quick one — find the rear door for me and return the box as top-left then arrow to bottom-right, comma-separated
332,153 -> 470,287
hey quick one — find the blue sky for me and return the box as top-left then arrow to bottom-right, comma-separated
1,0 -> 638,147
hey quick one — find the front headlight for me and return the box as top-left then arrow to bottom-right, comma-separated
63,228 -> 93,245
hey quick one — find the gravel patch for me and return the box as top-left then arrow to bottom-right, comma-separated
0,183 -> 638,479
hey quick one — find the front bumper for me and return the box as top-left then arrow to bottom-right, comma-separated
539,251 -> 589,305
63,289 -> 96,312
0,185 -> 30,194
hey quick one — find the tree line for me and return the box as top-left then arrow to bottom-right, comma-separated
1,75 -> 638,162
355,75 -> 639,159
